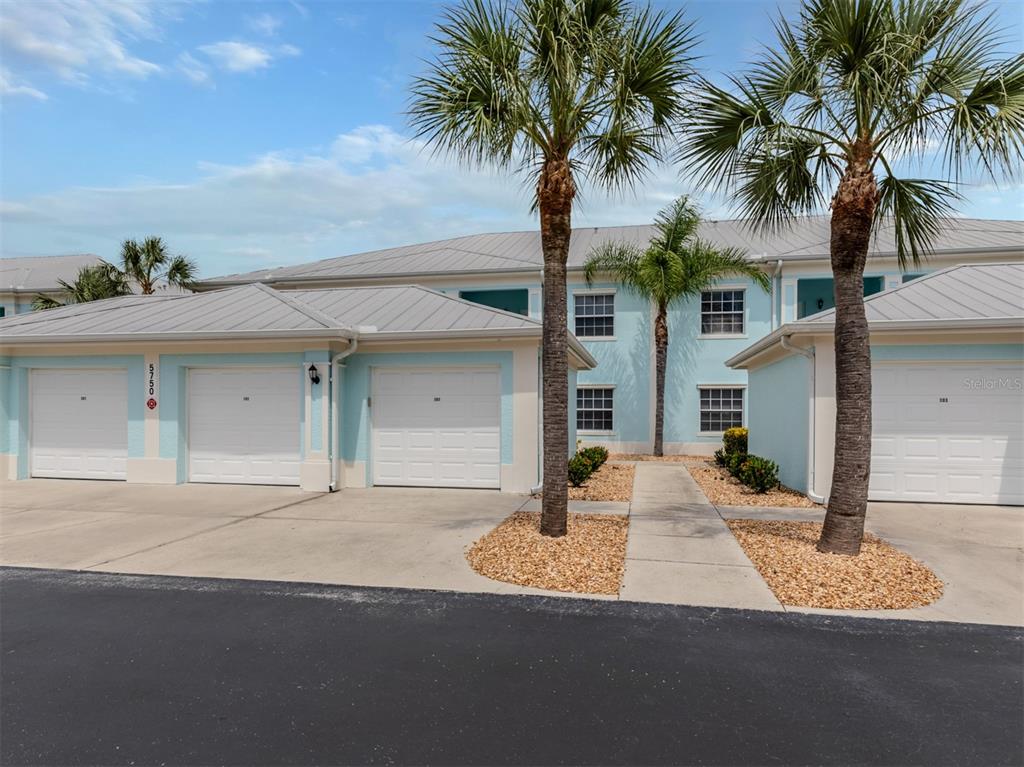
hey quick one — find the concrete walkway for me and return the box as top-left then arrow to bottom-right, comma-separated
619,463 -> 782,610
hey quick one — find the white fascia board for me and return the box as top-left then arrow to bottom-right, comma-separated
773,244 -> 1023,262
0,328 -> 353,345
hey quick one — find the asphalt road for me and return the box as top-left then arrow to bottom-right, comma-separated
1,567 -> 1021,767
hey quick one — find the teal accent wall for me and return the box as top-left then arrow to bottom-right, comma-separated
339,351 -> 515,477
872,344 -> 1024,361
459,288 -> 529,316
747,353 -> 810,492
158,353 -> 310,481
797,276 -> 884,319
1,355 -> 145,478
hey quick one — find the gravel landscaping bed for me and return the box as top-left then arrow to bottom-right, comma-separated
727,519 -> 944,610
467,512 -> 629,594
688,461 -> 820,508
568,462 -> 634,502
535,462 -> 635,502
610,453 -> 708,464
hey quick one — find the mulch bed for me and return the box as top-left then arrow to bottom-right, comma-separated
466,511 -> 629,594
727,519 -> 944,610
688,461 -> 820,508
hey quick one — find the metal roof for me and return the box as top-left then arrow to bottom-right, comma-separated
0,282 -> 598,366
726,263 -> 1024,369
0,254 -> 105,292
202,217 -> 1024,287
804,262 -> 1024,324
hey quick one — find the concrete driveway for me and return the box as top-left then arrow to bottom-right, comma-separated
0,480 -> 546,595
2,476 -> 1021,625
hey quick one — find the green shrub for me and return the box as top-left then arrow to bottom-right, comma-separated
726,451 -> 746,477
579,445 -> 609,469
722,427 -> 748,456
738,455 -> 779,493
568,453 -> 595,487
713,448 -> 728,467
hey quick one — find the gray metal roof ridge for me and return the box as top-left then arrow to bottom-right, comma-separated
249,282 -> 354,334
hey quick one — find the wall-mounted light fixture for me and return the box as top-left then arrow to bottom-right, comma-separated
816,298 -> 825,311
308,364 -> 321,385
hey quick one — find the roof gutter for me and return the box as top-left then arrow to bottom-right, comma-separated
727,316 -> 1024,369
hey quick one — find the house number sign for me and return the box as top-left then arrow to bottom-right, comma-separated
146,362 -> 158,410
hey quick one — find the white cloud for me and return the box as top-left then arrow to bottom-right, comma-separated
0,68 -> 47,100
246,13 -> 282,36
198,42 -> 273,73
0,0 -> 166,86
176,52 -> 211,87
0,125 -> 705,276
197,41 -> 300,74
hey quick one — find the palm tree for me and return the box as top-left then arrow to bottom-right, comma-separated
584,197 -> 770,456
32,262 -> 132,310
681,0 -> 1024,555
410,0 -> 696,537
121,237 -> 197,294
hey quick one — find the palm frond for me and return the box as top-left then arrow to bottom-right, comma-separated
582,196 -> 771,310
165,255 -> 198,289
874,176 -> 962,267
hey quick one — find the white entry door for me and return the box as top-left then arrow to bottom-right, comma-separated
870,362 -> 1024,505
372,367 -> 501,488
30,369 -> 128,480
188,367 -> 301,485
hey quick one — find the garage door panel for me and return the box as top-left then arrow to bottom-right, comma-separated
31,369 -> 129,480
870,362 -> 1023,505
372,367 -> 501,489
188,368 -> 301,486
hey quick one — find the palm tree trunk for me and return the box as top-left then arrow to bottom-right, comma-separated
653,304 -> 668,456
818,145 -> 877,556
538,158 -> 575,538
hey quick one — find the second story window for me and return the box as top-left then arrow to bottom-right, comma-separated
574,293 -> 614,337
701,289 -> 745,335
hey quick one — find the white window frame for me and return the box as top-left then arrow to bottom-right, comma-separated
697,384 -> 746,435
699,286 -> 747,339
576,384 -> 615,434
573,289 -> 616,340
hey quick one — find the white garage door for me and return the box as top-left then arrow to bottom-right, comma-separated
30,369 -> 128,480
871,362 -> 1023,505
372,367 -> 501,488
188,368 -> 301,485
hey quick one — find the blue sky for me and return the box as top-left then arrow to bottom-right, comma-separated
1,0 -> 1021,278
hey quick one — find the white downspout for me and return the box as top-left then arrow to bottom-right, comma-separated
780,334 -> 826,504
328,335 -> 359,492
530,344 -> 543,495
770,258 -> 783,331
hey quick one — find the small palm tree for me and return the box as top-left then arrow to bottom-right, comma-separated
121,237 -> 197,294
584,197 -> 770,456
681,0 -> 1024,555
32,262 -> 132,310
410,0 -> 696,537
